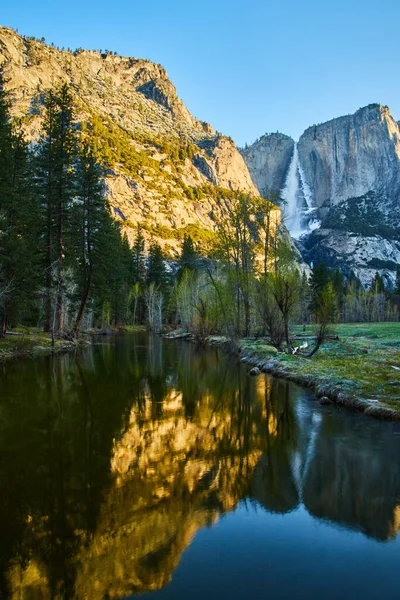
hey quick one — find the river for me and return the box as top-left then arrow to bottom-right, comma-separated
0,332 -> 399,599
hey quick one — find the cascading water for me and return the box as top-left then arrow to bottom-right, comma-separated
281,143 -> 320,238
281,143 -> 302,237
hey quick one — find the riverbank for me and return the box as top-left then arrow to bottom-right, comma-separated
167,323 -> 400,421
0,325 -> 146,361
0,328 -> 79,361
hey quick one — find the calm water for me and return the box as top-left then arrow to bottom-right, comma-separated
0,333 -> 399,599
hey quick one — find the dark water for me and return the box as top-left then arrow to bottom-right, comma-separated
0,333 -> 399,599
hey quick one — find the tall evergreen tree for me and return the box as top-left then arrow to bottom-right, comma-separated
71,144 -> 107,335
395,268 -> 400,295
0,70 -> 14,335
370,271 -> 385,293
147,242 -> 168,289
178,234 -> 198,275
36,84 -> 76,332
309,261 -> 330,311
132,226 -> 146,286
0,72 -> 40,335
131,226 -> 146,324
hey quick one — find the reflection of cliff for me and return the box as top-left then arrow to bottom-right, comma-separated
2,335 -> 400,599
2,337 -> 275,599
302,416 -> 400,541
73,369 -> 269,599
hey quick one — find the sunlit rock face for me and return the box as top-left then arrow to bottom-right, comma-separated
242,105 -> 400,285
0,26 -> 260,253
297,104 -> 400,213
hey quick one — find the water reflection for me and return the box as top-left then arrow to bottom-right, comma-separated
0,333 -> 399,598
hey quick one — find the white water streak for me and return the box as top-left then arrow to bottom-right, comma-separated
281,143 -> 315,238
281,144 -> 302,238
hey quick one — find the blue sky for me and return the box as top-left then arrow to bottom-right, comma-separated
2,0 -> 400,146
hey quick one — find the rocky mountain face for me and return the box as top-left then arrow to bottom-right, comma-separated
240,133 -> 294,198
0,26 -> 265,253
242,105 -> 400,286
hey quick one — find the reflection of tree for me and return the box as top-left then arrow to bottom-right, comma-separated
251,378 -> 300,514
0,344 -> 139,599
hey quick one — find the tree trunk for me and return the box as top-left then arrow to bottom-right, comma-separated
0,312 -> 7,338
284,319 -> 292,354
44,201 -> 53,332
74,271 -> 93,337
55,194 -> 63,332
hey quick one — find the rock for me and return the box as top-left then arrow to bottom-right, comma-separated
319,396 -> 332,405
240,133 -> 294,197
242,103 -> 400,287
249,367 -> 261,376
297,105 -> 400,213
0,26 -> 272,256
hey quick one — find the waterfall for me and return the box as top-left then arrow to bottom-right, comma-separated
281,143 -> 302,237
281,143 -> 319,238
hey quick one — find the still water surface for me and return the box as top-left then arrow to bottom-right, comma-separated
0,333 -> 399,599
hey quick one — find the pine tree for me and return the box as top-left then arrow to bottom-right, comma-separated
132,226 -> 146,286
147,242 -> 168,289
71,145 -> 107,335
178,234 -> 198,276
370,271 -> 385,293
0,70 -> 14,335
0,72 -> 40,335
395,268 -> 400,295
309,261 -> 330,311
131,227 -> 146,324
36,84 -> 76,333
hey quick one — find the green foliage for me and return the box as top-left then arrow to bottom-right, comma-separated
0,71 -> 41,334
396,269 -> 400,295
36,83 -> 76,332
178,235 -> 199,274
370,272 -> 385,293
309,262 -> 330,311
147,242 -> 168,290
324,192 -> 399,240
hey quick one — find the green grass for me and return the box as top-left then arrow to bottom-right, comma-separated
0,327 -> 77,361
241,323 -> 400,412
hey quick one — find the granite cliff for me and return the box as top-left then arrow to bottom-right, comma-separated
242,105 -> 400,286
0,26 -> 265,254
240,133 -> 294,198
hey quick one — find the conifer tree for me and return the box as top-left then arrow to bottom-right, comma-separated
147,242 -> 167,289
71,144 -> 107,335
131,227 -> 146,324
132,227 -> 146,286
36,84 -> 76,332
309,261 -> 330,311
395,268 -> 400,295
370,271 -> 385,293
178,234 -> 198,276
0,70 -> 14,335
0,72 -> 40,335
